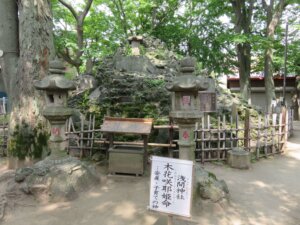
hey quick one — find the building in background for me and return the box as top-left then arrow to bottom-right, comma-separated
227,75 -> 298,113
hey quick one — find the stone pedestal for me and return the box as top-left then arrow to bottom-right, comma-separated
177,123 -> 196,161
227,148 -> 251,169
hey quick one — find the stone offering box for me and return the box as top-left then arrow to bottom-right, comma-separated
101,117 -> 153,176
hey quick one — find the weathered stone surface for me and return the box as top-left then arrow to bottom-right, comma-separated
89,87 -> 101,102
227,147 -> 251,169
15,167 -> 33,182
115,56 -> 156,74
68,37 -> 178,118
17,157 -> 100,202
75,74 -> 98,92
92,152 -> 106,162
194,165 -> 229,202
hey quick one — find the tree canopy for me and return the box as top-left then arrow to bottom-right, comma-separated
51,0 -> 299,82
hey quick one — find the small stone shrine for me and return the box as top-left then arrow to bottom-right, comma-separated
166,57 -> 210,161
128,35 -> 143,56
34,59 -> 75,158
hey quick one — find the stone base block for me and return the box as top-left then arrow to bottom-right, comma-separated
227,148 -> 250,169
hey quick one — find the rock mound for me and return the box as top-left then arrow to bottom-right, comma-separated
15,157 -> 100,202
194,165 -> 229,203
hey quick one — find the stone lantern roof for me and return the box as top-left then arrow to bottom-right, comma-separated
166,57 -> 209,92
128,35 -> 143,44
34,59 -> 76,91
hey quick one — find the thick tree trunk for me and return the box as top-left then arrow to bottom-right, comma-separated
264,47 -> 276,111
0,0 -> 19,100
231,0 -> 253,104
263,0 -> 287,112
10,0 -> 55,129
237,43 -> 251,103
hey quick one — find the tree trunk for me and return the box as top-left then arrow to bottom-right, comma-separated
0,0 -> 19,102
237,43 -> 251,103
85,58 -> 94,75
231,0 -> 253,104
264,47 -> 276,111
10,0 -> 55,129
263,0 -> 287,112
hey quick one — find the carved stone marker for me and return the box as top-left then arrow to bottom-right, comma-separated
34,59 -> 76,158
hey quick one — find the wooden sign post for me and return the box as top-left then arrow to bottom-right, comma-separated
149,156 -> 194,224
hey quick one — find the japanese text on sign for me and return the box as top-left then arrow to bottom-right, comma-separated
149,156 -> 193,217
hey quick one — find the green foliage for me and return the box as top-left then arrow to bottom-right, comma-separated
208,171 -> 217,180
145,78 -> 165,88
124,43 -> 133,56
8,122 -> 49,160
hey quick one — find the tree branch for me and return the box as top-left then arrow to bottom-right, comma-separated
112,0 -> 128,37
81,0 -> 93,21
267,0 -> 287,36
58,49 -> 81,67
58,0 -> 78,19
262,0 -> 268,11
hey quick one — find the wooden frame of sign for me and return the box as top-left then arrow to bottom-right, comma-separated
149,156 -> 194,224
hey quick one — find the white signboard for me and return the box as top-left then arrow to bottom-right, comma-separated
149,156 -> 193,218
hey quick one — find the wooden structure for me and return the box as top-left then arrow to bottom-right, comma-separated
0,117 -> 8,156
101,117 -> 153,175
65,108 -> 293,164
66,115 -> 176,158
191,108 -> 292,162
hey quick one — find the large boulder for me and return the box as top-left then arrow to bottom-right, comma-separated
194,165 -> 229,203
15,157 -> 100,202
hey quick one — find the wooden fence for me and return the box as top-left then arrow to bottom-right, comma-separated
66,108 -> 293,162
191,108 -> 292,163
65,115 -> 176,158
0,116 -> 8,156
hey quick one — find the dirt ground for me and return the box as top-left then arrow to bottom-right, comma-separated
1,122 -> 300,225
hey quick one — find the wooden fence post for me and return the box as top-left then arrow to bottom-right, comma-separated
281,107 -> 287,152
256,115 -> 261,159
244,110 -> 250,151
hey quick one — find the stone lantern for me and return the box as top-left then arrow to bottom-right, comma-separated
128,35 -> 143,56
34,59 -> 76,159
166,57 -> 210,161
